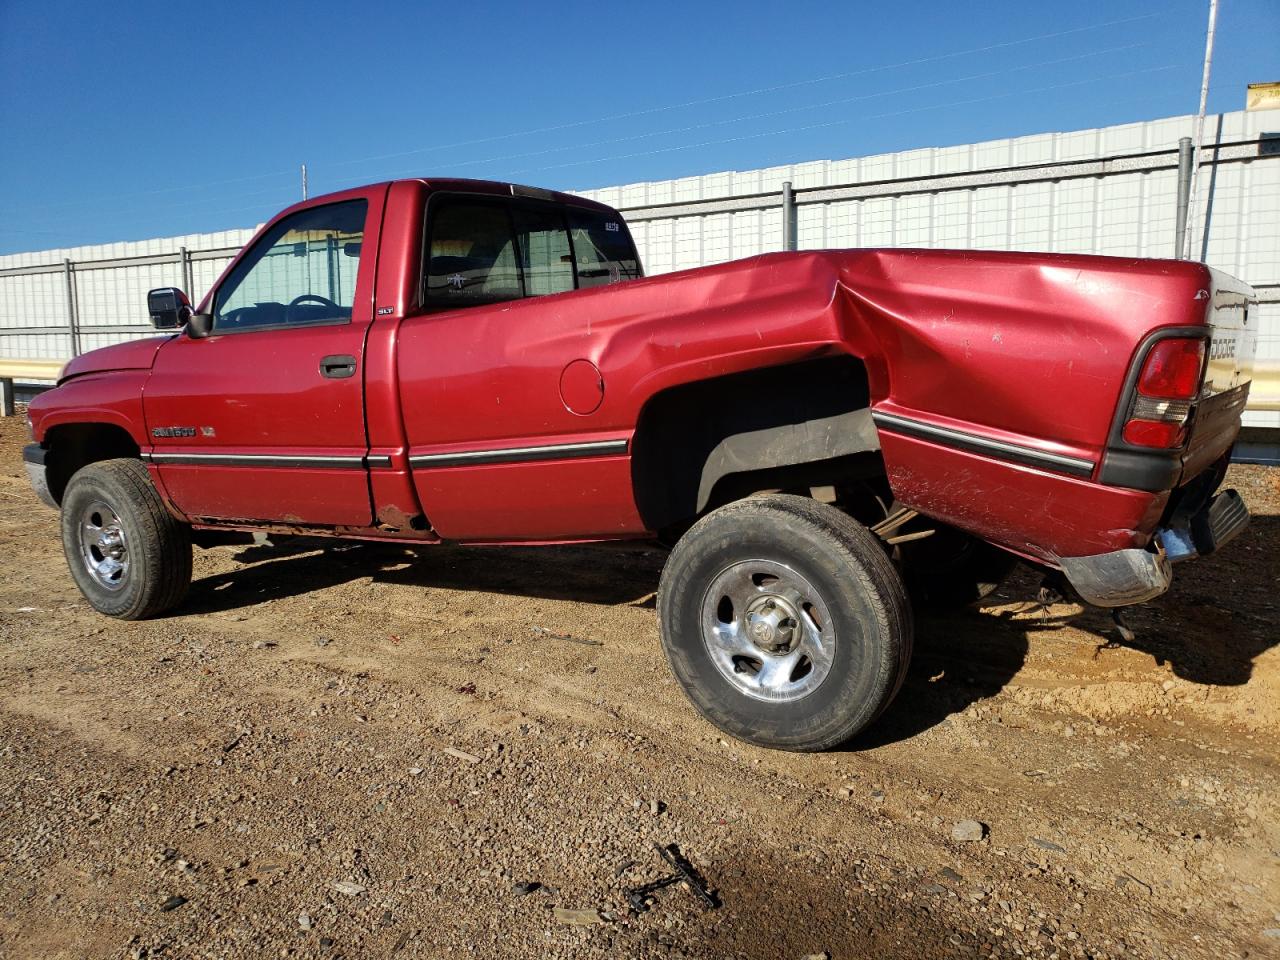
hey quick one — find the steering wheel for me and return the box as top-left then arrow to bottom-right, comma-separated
219,307 -> 252,326
289,294 -> 340,310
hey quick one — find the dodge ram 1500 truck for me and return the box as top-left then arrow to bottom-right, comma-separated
22,178 -> 1257,751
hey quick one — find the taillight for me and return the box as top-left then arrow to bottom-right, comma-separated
1122,418 -> 1185,447
1136,338 -> 1205,399
1123,337 -> 1205,449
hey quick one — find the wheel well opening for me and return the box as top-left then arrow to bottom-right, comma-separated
44,423 -> 140,504
630,355 -> 887,537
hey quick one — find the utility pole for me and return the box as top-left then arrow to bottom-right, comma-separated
301,163 -> 309,201
1182,0 -> 1219,261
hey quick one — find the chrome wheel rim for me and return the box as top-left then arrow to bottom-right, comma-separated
78,500 -> 129,591
700,559 -> 835,702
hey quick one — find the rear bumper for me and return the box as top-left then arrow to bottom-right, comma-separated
1156,487 -> 1249,562
1058,545 -> 1172,608
1058,488 -> 1249,607
22,443 -> 57,509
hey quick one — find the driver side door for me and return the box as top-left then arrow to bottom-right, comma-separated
143,187 -> 386,526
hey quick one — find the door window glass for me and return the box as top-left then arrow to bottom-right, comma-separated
215,200 -> 367,331
510,206 -> 574,296
424,201 -> 523,307
568,208 -> 643,288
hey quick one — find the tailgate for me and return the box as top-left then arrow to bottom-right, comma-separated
1202,269 -> 1257,397
1180,269 -> 1258,482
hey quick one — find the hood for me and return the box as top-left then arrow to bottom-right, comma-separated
60,336 -> 172,381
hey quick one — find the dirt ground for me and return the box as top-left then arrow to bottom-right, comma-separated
0,413 -> 1277,960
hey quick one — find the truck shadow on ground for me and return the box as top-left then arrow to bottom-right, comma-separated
856,514 -> 1279,748
848,602 -> 1036,751
181,515 -> 1277,747
181,538 -> 668,615
1035,512 -> 1280,689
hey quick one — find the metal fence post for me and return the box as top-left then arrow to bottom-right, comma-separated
180,246 -> 194,297
1175,136 -> 1193,259
63,258 -> 81,356
781,181 -> 797,251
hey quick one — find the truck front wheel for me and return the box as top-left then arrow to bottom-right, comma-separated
60,458 -> 192,620
658,494 -> 912,751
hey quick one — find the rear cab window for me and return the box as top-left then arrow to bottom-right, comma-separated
422,195 -> 642,310
567,209 -> 641,288
423,201 -> 522,307
511,206 -> 574,296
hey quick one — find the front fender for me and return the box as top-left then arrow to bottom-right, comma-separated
28,371 -> 151,448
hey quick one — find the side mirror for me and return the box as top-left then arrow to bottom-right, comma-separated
147,287 -> 192,330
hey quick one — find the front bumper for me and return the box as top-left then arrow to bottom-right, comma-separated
22,443 -> 57,509
1058,488 -> 1249,607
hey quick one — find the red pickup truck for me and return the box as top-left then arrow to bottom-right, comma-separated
22,178 -> 1257,750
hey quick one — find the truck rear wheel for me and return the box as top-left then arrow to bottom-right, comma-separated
658,494 -> 912,751
60,458 -> 192,620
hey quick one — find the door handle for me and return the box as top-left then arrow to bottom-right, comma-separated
320,355 -> 357,379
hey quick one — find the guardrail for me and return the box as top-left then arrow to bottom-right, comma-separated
1250,359 -> 1280,412
0,358 -> 63,416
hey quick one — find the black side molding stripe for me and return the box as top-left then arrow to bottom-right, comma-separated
871,411 -> 1095,477
143,452 -> 371,470
142,442 -> 628,471
409,438 -> 629,469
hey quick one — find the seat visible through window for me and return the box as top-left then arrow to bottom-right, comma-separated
425,202 -> 522,306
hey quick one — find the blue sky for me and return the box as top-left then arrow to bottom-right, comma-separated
1,0 -> 1276,254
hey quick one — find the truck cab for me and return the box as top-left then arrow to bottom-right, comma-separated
110,181 -> 640,534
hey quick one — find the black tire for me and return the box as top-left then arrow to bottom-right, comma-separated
60,458 -> 192,620
658,494 -> 912,751
900,528 -> 1016,610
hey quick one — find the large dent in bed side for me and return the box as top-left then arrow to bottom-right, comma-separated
830,249 -> 1213,457
826,250 -> 1206,564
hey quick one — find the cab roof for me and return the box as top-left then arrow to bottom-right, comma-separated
407,178 -> 615,213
